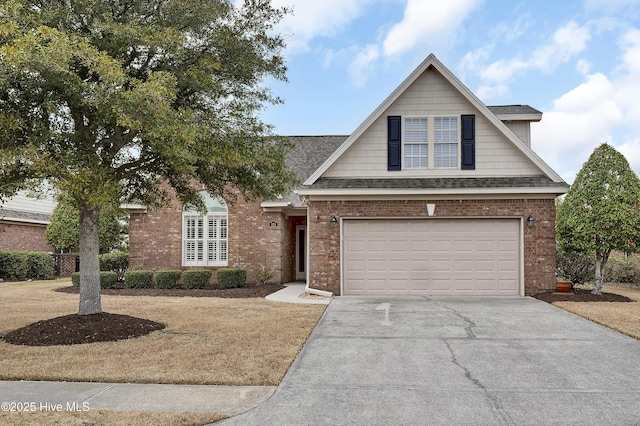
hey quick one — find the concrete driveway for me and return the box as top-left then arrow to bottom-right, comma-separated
221,296 -> 640,425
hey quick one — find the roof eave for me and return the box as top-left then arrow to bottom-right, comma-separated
297,186 -> 569,197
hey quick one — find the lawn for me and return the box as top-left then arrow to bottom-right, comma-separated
0,280 -> 326,385
0,280 -> 326,425
2,280 -> 638,426
551,285 -> 640,340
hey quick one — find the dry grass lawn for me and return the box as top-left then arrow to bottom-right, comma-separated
552,285 -> 640,340
0,409 -> 226,426
0,280 -> 326,385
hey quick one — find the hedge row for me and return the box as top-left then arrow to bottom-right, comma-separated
71,268 -> 249,289
71,271 -> 118,289
0,251 -> 56,280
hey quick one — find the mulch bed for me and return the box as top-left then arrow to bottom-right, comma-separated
55,282 -> 285,298
533,288 -> 635,303
2,283 -> 285,347
2,313 -> 165,346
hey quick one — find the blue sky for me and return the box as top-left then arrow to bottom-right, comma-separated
245,0 -> 640,184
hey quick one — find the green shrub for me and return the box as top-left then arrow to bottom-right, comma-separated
154,270 -> 182,289
100,271 -> 118,289
70,271 -> 118,289
256,265 -> 274,285
0,251 -> 55,280
217,268 -> 246,289
124,270 -> 154,288
556,249 -> 594,285
99,251 -> 129,281
183,269 -> 212,289
605,256 -> 640,284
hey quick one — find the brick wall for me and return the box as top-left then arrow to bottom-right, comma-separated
307,198 -> 557,296
0,222 -> 53,252
128,194 -> 305,285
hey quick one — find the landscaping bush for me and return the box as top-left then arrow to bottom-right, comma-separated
605,256 -> 640,284
154,270 -> 182,289
124,270 -> 154,288
99,251 -> 129,282
0,251 -> 55,280
556,249 -> 594,285
70,271 -> 118,289
183,269 -> 212,289
256,265 -> 274,285
100,271 -> 118,289
217,268 -> 246,289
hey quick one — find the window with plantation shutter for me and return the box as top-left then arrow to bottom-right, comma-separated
182,191 -> 228,266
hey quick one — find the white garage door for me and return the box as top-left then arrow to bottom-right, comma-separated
343,218 -> 520,296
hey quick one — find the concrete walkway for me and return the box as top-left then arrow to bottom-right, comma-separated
220,296 -> 640,426
0,381 -> 274,416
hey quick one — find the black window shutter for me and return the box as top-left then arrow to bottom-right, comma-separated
461,114 -> 475,170
388,116 -> 401,171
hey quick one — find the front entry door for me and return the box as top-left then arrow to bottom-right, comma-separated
296,225 -> 306,281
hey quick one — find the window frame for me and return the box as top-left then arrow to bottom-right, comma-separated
182,193 -> 228,267
402,115 -> 460,170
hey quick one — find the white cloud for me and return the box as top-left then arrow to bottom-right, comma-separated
476,84 -> 508,100
478,21 -> 591,87
531,21 -> 591,72
269,0 -> 376,53
348,44 -> 380,87
382,0 -> 480,56
618,137 -> 640,174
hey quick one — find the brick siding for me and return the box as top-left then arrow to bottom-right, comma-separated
129,194 -> 305,285
307,199 -> 557,296
0,222 -> 53,252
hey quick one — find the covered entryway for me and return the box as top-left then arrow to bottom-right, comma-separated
342,218 -> 520,295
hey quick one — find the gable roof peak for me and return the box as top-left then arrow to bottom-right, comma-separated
304,53 -> 565,185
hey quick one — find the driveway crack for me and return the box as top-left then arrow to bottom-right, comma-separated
438,301 -> 514,425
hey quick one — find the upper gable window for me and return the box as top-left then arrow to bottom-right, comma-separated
182,191 -> 228,267
402,116 -> 459,169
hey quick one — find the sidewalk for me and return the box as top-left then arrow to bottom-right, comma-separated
0,283 -> 330,417
0,381 -> 274,416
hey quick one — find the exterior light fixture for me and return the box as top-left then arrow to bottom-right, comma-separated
330,215 -> 338,227
527,215 -> 535,227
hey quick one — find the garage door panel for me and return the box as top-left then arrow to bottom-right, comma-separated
343,219 -> 519,296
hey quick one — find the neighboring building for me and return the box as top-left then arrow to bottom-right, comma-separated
128,54 -> 569,296
0,192 -> 55,252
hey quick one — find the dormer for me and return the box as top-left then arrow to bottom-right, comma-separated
487,105 -> 542,148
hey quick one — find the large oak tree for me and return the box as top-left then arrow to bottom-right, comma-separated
0,0 -> 296,314
556,143 -> 640,294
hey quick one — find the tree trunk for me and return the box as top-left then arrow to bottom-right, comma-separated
593,255 -> 603,295
592,249 -> 611,295
78,204 -> 102,315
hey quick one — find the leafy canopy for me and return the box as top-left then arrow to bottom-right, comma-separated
45,192 -> 126,253
556,143 -> 640,255
0,0 -> 296,210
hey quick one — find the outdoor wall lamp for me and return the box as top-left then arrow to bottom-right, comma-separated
330,215 -> 338,227
527,215 -> 535,227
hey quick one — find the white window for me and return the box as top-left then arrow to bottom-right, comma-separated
402,116 -> 460,169
404,117 -> 428,169
183,192 -> 228,266
434,117 -> 458,168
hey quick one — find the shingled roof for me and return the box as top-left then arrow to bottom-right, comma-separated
308,176 -> 567,190
286,135 -> 349,182
487,105 -> 542,120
